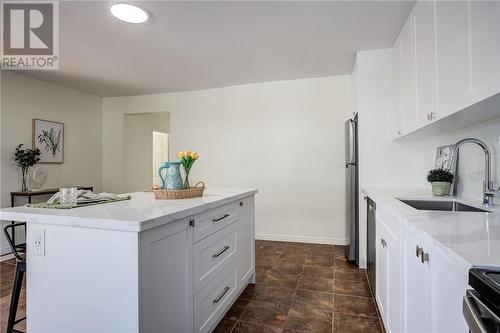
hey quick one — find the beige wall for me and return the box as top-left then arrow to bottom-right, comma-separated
103,76 -> 352,245
123,112 -> 170,193
1,71 -> 103,254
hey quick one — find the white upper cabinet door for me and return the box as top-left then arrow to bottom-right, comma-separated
464,0 -> 500,105
434,0 -> 467,118
413,1 -> 437,125
399,18 -> 418,134
391,39 -> 404,138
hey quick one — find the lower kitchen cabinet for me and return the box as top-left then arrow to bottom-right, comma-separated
376,211 -> 468,333
402,230 -> 431,333
376,218 -> 403,333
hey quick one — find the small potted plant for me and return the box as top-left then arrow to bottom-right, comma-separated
14,144 -> 41,192
427,169 -> 454,196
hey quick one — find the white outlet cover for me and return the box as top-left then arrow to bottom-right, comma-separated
32,228 -> 45,256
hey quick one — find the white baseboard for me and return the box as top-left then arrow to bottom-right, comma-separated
255,233 -> 348,246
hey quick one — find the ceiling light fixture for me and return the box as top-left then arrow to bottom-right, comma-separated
110,3 -> 149,24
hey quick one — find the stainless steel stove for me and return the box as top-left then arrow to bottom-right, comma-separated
464,268 -> 500,333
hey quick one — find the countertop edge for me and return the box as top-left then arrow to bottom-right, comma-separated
0,189 -> 258,233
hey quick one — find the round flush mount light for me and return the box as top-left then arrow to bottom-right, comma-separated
110,3 -> 149,23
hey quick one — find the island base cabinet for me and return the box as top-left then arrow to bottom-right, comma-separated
139,217 -> 194,333
238,196 -> 255,287
194,262 -> 239,333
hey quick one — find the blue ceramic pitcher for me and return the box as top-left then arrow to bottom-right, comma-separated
158,162 -> 183,190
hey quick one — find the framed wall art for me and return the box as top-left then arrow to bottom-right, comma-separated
32,119 -> 64,163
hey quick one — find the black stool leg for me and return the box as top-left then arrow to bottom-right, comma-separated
7,262 -> 25,333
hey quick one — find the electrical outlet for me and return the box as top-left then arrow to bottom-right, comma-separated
32,229 -> 45,256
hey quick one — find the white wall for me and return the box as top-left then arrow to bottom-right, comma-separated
355,49 -> 429,267
0,71 -> 103,254
422,118 -> 500,203
103,76 -> 352,245
123,112 -> 170,193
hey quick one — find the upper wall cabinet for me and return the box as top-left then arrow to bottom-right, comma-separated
392,18 -> 417,137
413,0 -> 437,126
464,1 -> 500,106
392,0 -> 500,140
434,0 -> 466,119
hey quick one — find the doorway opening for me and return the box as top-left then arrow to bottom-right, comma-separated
153,131 -> 169,187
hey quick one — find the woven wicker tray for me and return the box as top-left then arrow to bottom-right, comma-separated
152,181 -> 205,200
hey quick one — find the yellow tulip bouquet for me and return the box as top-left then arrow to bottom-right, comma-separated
177,150 -> 199,189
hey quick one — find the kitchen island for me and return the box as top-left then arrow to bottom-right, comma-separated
0,188 -> 257,333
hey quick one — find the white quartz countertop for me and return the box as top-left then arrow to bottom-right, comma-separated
363,187 -> 500,270
0,188 -> 258,232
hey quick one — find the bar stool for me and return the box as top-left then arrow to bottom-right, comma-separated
3,223 -> 26,333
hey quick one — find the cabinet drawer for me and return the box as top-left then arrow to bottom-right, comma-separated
194,223 -> 238,293
194,262 -> 238,333
194,202 -> 238,243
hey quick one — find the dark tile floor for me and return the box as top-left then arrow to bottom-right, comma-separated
214,240 -> 383,333
0,241 -> 382,333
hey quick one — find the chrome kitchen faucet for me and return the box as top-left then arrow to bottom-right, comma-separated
451,138 -> 499,207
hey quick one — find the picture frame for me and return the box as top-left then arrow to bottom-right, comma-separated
434,144 -> 458,195
32,118 -> 64,164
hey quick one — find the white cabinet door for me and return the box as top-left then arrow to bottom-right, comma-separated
238,196 -> 255,287
435,0 -> 467,118
464,0 -> 500,105
392,39 -> 404,138
386,239 -> 402,333
375,222 -> 388,320
400,19 -> 418,134
402,232 -> 430,333
139,218 -> 194,333
376,217 -> 403,333
427,243 -> 469,333
413,0 -> 437,125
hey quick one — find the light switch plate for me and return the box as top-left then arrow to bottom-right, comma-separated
32,228 -> 45,256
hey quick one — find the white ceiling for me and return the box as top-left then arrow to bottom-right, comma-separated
18,1 -> 415,97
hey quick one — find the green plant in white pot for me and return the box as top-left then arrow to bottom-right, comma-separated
427,169 -> 454,196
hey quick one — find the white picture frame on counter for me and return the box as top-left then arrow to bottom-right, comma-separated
435,144 -> 457,195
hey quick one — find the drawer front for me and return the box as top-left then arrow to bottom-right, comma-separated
194,262 -> 238,333
194,202 -> 238,243
194,223 -> 238,293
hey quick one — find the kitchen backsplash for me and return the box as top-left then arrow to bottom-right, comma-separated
426,117 -> 500,202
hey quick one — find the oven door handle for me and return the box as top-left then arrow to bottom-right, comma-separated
463,290 -> 498,333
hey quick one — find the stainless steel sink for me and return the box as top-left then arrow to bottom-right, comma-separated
398,199 -> 490,213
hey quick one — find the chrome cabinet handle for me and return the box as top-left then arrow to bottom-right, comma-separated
416,246 -> 423,258
213,245 -> 230,258
421,252 -> 429,263
213,214 -> 230,222
213,286 -> 230,304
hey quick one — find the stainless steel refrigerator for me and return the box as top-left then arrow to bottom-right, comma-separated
345,114 -> 358,263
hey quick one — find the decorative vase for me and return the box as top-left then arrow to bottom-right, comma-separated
158,162 -> 183,190
183,170 -> 191,189
431,182 -> 450,196
21,168 -> 28,192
